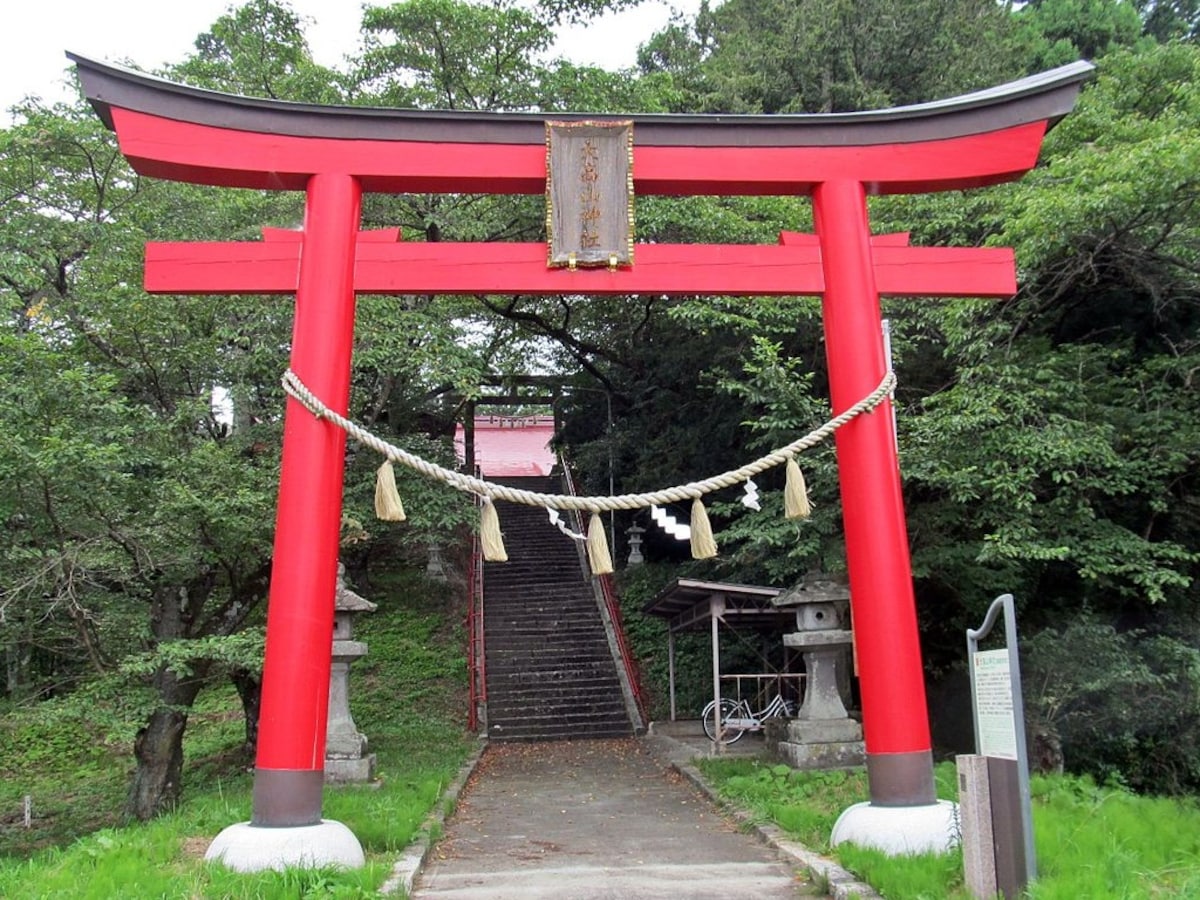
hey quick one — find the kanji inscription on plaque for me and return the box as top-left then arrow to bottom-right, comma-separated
546,121 -> 634,268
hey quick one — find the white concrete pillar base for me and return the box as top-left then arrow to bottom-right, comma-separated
831,800 -> 959,855
205,820 -> 365,872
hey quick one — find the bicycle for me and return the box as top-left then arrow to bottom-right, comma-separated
701,691 -> 795,744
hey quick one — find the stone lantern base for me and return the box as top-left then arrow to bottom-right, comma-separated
325,753 -> 377,784
772,717 -> 865,770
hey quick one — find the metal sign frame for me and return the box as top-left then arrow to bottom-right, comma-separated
967,592 -> 1037,885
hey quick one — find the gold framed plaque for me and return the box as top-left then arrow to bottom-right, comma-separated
546,120 -> 634,268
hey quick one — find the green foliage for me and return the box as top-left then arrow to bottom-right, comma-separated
172,0 -> 350,102
640,0 -> 1021,113
905,345 -> 1199,613
836,844 -> 968,900
359,0 -> 554,109
1023,618 -> 1200,792
702,334 -> 846,584
0,560 -> 472,896
0,816 -> 391,898
1137,0 -> 1200,40
1014,0 -> 1147,70
0,0 -> 487,817
118,630 -> 266,681
357,0 -> 648,110
614,564 -> 713,718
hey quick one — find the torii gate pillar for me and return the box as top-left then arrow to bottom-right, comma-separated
70,51 -> 1091,869
816,180 -> 934,794
207,174 -> 367,870
815,180 -> 954,848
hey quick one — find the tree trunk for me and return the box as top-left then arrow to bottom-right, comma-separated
231,666 -> 261,758
1030,722 -> 1065,776
5,641 -> 32,700
124,668 -> 204,822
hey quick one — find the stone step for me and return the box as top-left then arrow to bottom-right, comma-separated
486,615 -> 599,626
487,722 -> 633,741
485,650 -> 614,665
485,626 -> 604,638
485,618 -> 601,629
485,616 -> 602,627
485,609 -> 604,624
482,624 -> 604,638
485,663 -> 617,680
487,707 -> 632,726
486,599 -> 596,609
485,673 -> 624,691
487,696 -> 629,713
487,687 -> 625,704
484,579 -> 587,591
486,676 -> 616,692
485,647 -> 612,660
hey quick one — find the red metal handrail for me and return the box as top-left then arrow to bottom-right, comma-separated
466,487 -> 486,733
560,457 -> 649,726
597,569 -> 649,725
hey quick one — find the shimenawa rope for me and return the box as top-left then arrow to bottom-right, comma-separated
281,367 -> 896,515
283,367 -> 895,569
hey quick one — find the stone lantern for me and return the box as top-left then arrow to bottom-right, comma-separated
325,563 -> 377,783
771,573 -> 865,769
426,541 -> 448,581
626,524 -> 646,566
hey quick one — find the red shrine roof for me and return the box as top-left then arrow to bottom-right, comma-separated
455,416 -> 557,478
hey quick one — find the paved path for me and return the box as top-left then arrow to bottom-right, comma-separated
413,738 -> 816,899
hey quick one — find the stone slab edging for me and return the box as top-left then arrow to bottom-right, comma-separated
643,731 -> 881,900
380,739 -> 488,897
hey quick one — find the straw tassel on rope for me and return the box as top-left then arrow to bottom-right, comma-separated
374,460 -> 407,522
586,512 -> 614,576
689,498 -> 718,559
480,497 -> 508,562
784,457 -> 812,520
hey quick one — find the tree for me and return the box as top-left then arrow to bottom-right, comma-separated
1137,0 -> 1200,40
1014,0 -> 1146,70
0,101 -> 293,818
358,0 -> 555,109
639,0 -> 1021,113
174,0 -> 349,101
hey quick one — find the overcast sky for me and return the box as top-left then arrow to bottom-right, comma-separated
2,1 -> 702,121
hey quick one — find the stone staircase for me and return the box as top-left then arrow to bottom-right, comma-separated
482,477 -> 634,741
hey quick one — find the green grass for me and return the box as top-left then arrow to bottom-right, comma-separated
1026,775 -> 1200,899
0,680 -> 145,856
0,565 -> 473,897
696,759 -> 1200,899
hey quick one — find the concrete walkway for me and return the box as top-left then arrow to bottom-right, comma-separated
411,736 -> 819,899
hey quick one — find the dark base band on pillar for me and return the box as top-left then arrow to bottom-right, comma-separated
251,768 -> 324,827
866,750 -> 937,806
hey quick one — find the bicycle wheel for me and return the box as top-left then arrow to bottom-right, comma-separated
701,698 -> 747,744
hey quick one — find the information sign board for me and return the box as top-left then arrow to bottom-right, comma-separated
972,649 -> 1018,760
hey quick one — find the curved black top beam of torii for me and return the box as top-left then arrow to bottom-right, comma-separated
68,51 -> 1093,198
70,51 -> 1092,148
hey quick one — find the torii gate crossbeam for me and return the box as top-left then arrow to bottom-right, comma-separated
70,52 -> 1091,868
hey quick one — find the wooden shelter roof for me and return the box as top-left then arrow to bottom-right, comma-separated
645,578 -> 795,633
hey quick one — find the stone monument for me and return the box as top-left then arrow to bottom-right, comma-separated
772,574 -> 865,769
325,563 -> 377,783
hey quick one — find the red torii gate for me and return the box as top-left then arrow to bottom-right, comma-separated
71,53 -> 1091,867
